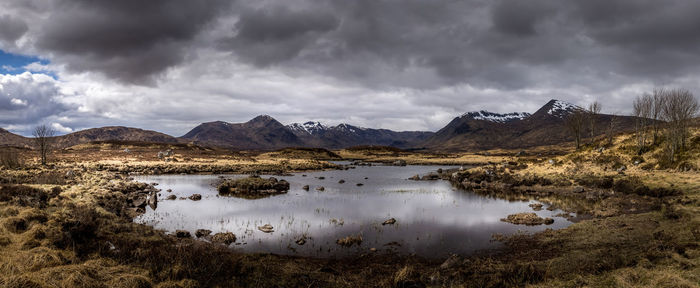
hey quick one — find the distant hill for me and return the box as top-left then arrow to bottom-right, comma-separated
286,122 -> 433,149
0,99 -> 652,151
0,126 -> 179,149
421,99 -> 640,151
181,116 -> 432,150
53,126 -> 179,148
180,116 -> 305,150
0,128 -> 32,148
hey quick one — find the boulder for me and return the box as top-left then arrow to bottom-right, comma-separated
211,232 -> 236,245
382,218 -> 397,225
258,224 -> 274,233
195,229 -> 212,238
165,195 -> 177,200
175,230 -> 191,238
302,185 -> 310,191
188,194 -> 202,201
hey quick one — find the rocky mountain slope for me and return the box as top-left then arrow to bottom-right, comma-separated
181,116 -> 432,150
422,99 -> 639,151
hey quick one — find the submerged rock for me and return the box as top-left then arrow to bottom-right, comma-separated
258,224 -> 274,233
188,194 -> 202,201
316,186 -> 325,191
336,234 -> 363,247
501,213 -> 553,226
302,185 -> 310,190
408,174 -> 421,181
528,203 -> 543,211
382,218 -> 397,225
338,179 -> 345,184
165,195 -> 177,200
218,176 -> 289,199
295,236 -> 307,245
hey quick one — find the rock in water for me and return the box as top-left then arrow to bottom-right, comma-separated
218,176 -> 290,199
175,230 -> 191,238
195,229 -> 212,238
258,224 -> 274,233
382,218 -> 397,225
501,213 -> 553,226
188,194 -> 202,201
211,232 -> 237,245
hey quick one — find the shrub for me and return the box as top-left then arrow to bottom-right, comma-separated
0,149 -> 23,169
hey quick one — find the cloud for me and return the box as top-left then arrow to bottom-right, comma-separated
0,72 -> 75,134
1,0 -> 700,136
0,14 -> 28,44
21,0 -> 233,84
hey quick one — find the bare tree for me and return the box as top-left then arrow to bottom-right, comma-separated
566,110 -> 586,150
633,93 -> 652,154
651,88 -> 665,144
587,101 -> 602,139
33,124 -> 55,166
660,88 -> 699,163
606,112 -> 618,146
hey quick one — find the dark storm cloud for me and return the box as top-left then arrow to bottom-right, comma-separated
216,0 -> 700,91
31,0 -> 232,84
0,15 -> 28,43
222,5 -> 339,66
3,0 -> 700,135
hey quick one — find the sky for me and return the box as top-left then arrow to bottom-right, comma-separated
1,0 -> 699,136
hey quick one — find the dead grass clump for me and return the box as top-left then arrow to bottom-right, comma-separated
0,185 -> 61,209
0,275 -> 46,288
51,205 -> 101,258
501,213 -> 553,226
0,149 -> 24,169
15,246 -> 68,272
106,274 -> 153,288
3,216 -> 27,233
336,234 -> 363,247
0,235 -> 11,246
612,177 -> 680,197
575,174 -> 614,189
155,279 -> 200,288
393,265 -> 422,288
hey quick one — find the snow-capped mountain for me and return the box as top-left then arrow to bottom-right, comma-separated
545,100 -> 582,118
422,99 -> 638,151
286,121 -> 328,135
461,110 -> 531,123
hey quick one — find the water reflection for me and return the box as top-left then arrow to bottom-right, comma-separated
133,164 -> 572,258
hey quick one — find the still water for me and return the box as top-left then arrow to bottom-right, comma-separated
133,163 -> 573,258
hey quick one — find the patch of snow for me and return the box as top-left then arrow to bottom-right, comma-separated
547,100 -> 579,117
287,121 -> 327,135
461,110 -> 531,123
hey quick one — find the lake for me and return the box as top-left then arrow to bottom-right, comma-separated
133,163 -> 573,258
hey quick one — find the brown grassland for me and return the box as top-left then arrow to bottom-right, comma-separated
0,128 -> 698,287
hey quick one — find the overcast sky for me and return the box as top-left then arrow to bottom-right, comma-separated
1,0 -> 699,136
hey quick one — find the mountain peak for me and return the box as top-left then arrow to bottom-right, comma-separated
533,99 -> 581,118
249,115 -> 275,122
461,110 -> 531,123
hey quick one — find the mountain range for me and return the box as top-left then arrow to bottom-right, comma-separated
0,99 -> 641,151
